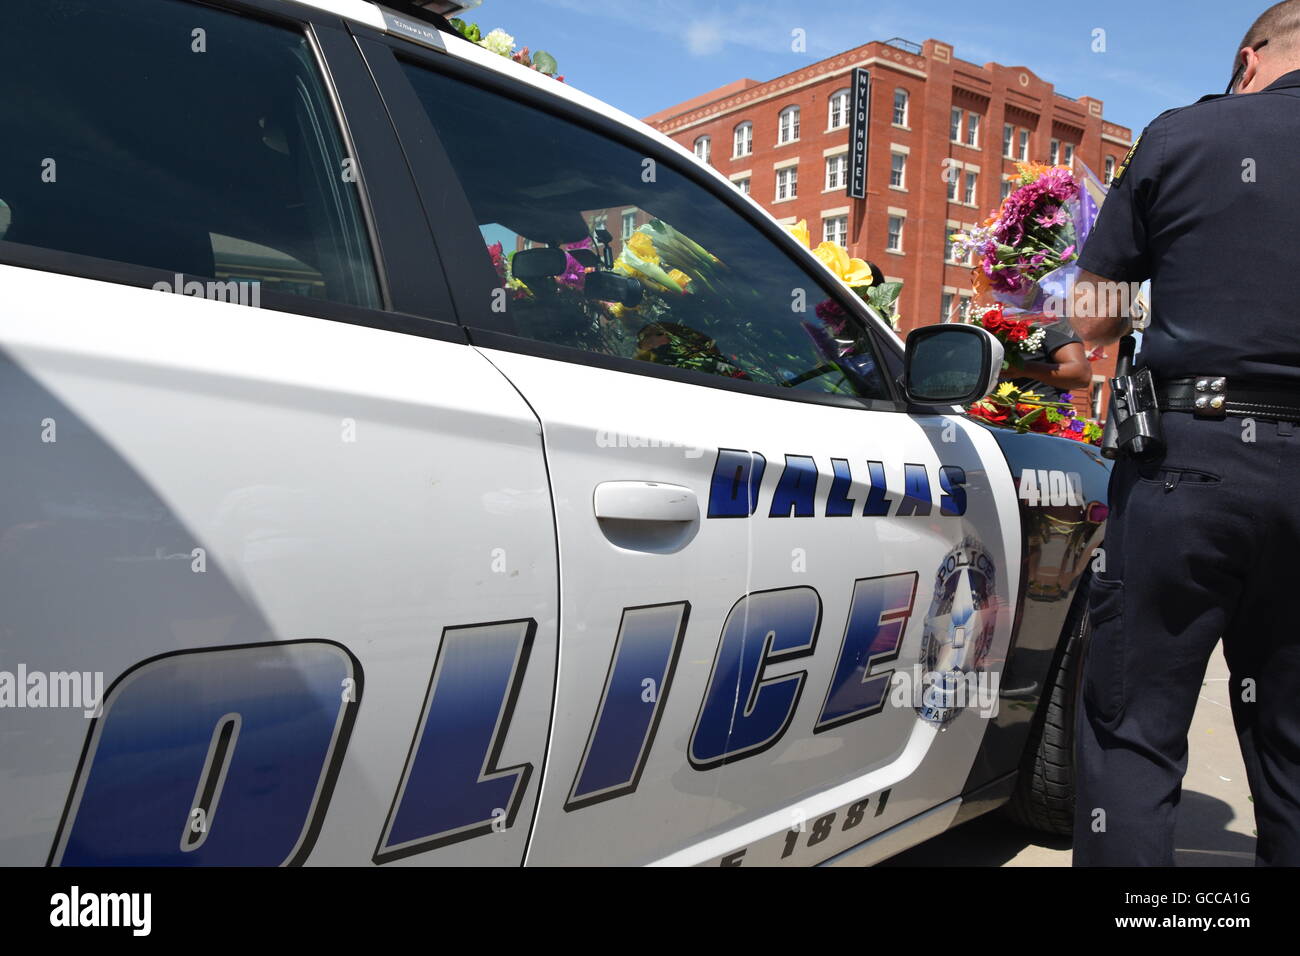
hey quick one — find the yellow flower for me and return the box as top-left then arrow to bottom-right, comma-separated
787,219 -> 811,249
812,242 -> 875,288
995,382 -> 1019,398
667,269 -> 692,292
626,231 -> 660,264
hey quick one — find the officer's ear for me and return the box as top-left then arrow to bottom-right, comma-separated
1237,47 -> 1261,93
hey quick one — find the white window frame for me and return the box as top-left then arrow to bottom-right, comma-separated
887,214 -> 905,252
889,151 -> 907,189
775,166 -> 798,201
950,107 -> 963,143
1018,129 -> 1029,162
694,135 -> 711,164
1003,123 -> 1014,158
1064,143 -> 1075,168
1049,138 -> 1060,165
621,210 -> 637,241
893,89 -> 909,127
733,121 -> 752,158
964,170 -> 978,206
1104,156 -> 1116,185
825,153 -> 847,191
828,89 -> 850,130
823,215 -> 848,247
778,105 -> 801,144
965,112 -> 980,148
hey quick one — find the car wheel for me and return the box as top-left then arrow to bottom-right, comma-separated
1004,576 -> 1090,836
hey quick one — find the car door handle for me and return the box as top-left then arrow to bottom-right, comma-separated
593,481 -> 698,523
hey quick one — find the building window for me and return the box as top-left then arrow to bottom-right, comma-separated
621,210 -> 637,240
591,213 -> 608,233
825,154 -> 847,191
1003,123 -> 1014,158
1018,129 -> 1029,161
828,89 -> 850,129
693,135 -> 711,164
733,122 -> 752,157
887,215 -> 904,252
778,106 -> 800,144
1104,156 -> 1116,184
950,107 -> 963,143
941,292 -> 955,322
734,177 -> 751,194
776,166 -> 798,201
964,171 -> 978,206
958,294 -> 972,320
1049,138 -> 1060,165
944,235 -> 958,263
893,89 -> 909,126
890,152 -> 907,188
823,215 -> 848,247
1064,143 -> 1075,168
947,170 -> 960,203
965,112 -> 980,147
1001,178 -> 1013,201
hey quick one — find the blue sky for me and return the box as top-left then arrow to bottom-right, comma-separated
471,0 -> 1252,134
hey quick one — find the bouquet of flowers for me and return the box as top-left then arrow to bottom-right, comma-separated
968,383 -> 1104,445
969,303 -> 1045,371
950,163 -> 1090,312
448,20 -> 563,81
786,220 -> 902,330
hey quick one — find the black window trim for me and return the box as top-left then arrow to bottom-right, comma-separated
350,25 -> 909,412
0,0 -> 467,346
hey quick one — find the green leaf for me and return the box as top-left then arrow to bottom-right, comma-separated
532,50 -> 559,76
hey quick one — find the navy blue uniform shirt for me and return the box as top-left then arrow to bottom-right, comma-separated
1079,70 -> 1300,385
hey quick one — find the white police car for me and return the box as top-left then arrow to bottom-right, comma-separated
0,0 -> 1109,866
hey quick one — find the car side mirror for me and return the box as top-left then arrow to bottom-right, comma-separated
903,324 -> 1003,407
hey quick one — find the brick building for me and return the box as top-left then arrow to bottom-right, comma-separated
645,37 -> 1134,418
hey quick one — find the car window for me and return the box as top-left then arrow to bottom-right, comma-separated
398,60 -> 891,401
0,0 -> 380,309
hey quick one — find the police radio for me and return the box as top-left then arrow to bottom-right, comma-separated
1102,334 -> 1165,461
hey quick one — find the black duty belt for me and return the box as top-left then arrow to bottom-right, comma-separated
1157,376 -> 1300,423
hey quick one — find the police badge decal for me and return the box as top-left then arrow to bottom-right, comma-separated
916,537 -> 998,725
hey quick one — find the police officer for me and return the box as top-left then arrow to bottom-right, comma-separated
1071,0 -> 1300,867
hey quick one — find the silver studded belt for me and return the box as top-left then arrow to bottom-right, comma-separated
1157,376 -> 1300,422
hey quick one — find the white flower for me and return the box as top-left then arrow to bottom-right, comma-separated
480,29 -> 515,57
1021,328 -> 1046,354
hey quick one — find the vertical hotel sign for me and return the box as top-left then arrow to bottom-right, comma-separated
847,67 -> 870,199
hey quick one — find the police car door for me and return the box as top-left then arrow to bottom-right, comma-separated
372,37 -> 1020,866
0,0 -> 558,867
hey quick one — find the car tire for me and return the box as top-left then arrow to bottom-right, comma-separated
1004,576 -> 1090,836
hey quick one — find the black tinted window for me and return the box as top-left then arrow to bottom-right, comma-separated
400,61 -> 890,401
0,0 -> 380,308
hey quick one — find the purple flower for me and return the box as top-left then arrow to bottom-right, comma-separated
1035,205 -> 1068,229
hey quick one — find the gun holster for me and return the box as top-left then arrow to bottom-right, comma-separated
1102,367 -> 1166,461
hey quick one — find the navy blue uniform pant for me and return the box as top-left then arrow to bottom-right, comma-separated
1074,412 -> 1300,866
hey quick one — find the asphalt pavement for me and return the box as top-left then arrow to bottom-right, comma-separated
884,642 -> 1256,866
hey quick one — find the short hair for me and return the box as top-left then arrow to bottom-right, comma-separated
1238,0 -> 1300,66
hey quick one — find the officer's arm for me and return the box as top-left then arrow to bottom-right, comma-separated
1072,270 -> 1131,345
1072,124 -> 1160,345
